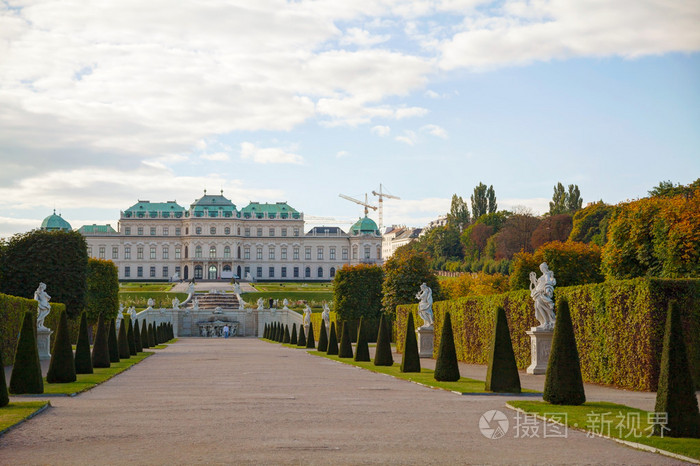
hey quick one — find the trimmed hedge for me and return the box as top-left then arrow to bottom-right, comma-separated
354,316 -> 370,362
46,309 -> 77,383
396,277 -> 700,391
108,319 -> 119,363
306,322 -> 315,349
317,320 -> 328,352
0,350 -> 8,407
133,319 -> 143,353
400,313 -> 420,373
74,311 -> 93,374
290,323 -> 297,345
9,312 -> 44,394
91,313 -> 110,368
338,321 -> 353,358
118,321 -> 130,359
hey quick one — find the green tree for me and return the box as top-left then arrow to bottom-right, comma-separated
317,320 -> 328,352
127,319 -> 137,355
108,319 -> 120,363
567,184 -> 583,212
648,178 -> 700,198
549,182 -> 568,215
382,247 -> 440,318
9,312 -> 44,394
306,322 -> 315,348
447,194 -> 470,229
118,321 -> 130,359
333,264 -> 384,322
290,323 -> 298,345
133,319 -> 143,353
46,310 -> 77,383
487,185 -> 497,214
85,258 -> 119,323
568,201 -> 614,246
297,324 -> 306,347
471,182 -> 489,219
140,320 -> 149,349
0,230 -> 88,319
326,322 -> 338,355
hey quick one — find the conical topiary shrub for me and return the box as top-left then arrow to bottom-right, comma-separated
654,300 -> 700,438
354,317 -> 371,362
318,320 -> 329,352
297,324 -> 307,347
290,323 -> 298,345
74,311 -> 93,374
9,312 -> 44,394
543,298 -> 585,405
338,321 -> 353,358
326,322 -> 338,355
108,319 -> 120,363
133,319 -> 143,353
118,320 -> 130,359
434,312 -> 460,381
306,322 -> 315,349
47,309 -> 77,383
373,314 -> 393,366
400,313 -> 420,373
265,323 -> 270,339
275,322 -> 281,342
0,350 -> 9,407
141,320 -> 149,349
283,324 -> 291,343
485,307 -> 520,393
127,319 -> 136,355
92,313 -> 110,368
148,323 -> 156,347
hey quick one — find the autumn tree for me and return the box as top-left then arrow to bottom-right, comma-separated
531,214 -> 573,250
549,182 -> 583,215
382,247 -> 440,318
495,210 -> 540,260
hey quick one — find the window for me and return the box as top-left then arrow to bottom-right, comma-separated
269,266 -> 274,277
244,247 -> 250,259
150,227 -> 156,235
244,266 -> 250,277
364,246 -> 371,259
256,267 -> 262,278
99,246 -> 105,259
293,228 -> 300,237
305,267 -> 311,278
224,246 -> 231,258
195,246 -> 202,258
125,247 -> 131,259
281,267 -> 287,278
150,247 -> 156,259
162,266 -> 168,278
224,227 -> 230,235
281,228 -> 287,237
125,266 -> 130,277
186,227 -> 189,235
185,246 -> 188,258
330,247 -> 336,260
256,247 -> 263,260
175,266 -> 181,277
138,227 -> 143,235
244,227 -> 250,237
317,267 -> 323,278
196,227 -> 202,235
237,246 -> 241,258
342,248 -> 348,260
150,266 -> 156,277
377,245 -> 381,259
137,247 -> 144,260
257,227 -> 262,237
269,247 -> 275,260
293,247 -> 299,260
305,247 -> 311,260
112,247 -> 118,259
163,227 -> 169,236
209,246 -> 216,258
293,267 -> 299,278
175,247 -> 181,259
194,265 -> 203,279
330,267 -> 336,278
352,245 -> 358,259
269,228 -> 274,237
237,227 -> 241,235
281,247 -> 287,260
317,247 -> 323,260
125,227 -> 131,235
210,226 -> 216,235
137,266 -> 143,277
163,247 -> 169,259
87,247 -> 92,256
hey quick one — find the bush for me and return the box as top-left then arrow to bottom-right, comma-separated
85,258 -> 119,323
126,319 -> 136,355
442,272 -> 510,300
133,319 -> 143,353
317,320 -> 328,352
654,301 -> 700,438
543,298 -> 586,405
326,322 -> 338,355
531,214 -> 573,250
354,316 -> 370,362
148,323 -> 155,347
46,310 -> 77,383
108,319 -> 120,362
74,311 -> 93,374
118,321 -> 130,359
400,313 -> 420,373
306,322 -> 315,349
0,350 -> 8,407
297,324 -> 306,347
9,312 -> 44,394
569,201 -> 615,245
91,313 -> 110,368
484,307 -> 520,393
141,320 -> 150,349
290,323 -> 298,345
333,264 -> 384,322
283,324 -> 290,344
382,248 -> 441,317
373,314 -> 393,366
434,312 -> 460,382
338,321 -> 353,358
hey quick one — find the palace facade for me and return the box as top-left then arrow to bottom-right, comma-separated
71,191 -> 382,281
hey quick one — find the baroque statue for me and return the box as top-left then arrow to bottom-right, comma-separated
146,298 -> 155,310
303,305 -> 312,328
529,262 -> 557,331
34,282 -> 51,331
416,282 -> 434,329
172,297 -> 180,310
282,298 -> 289,310
257,298 -> 264,310
322,302 -> 330,329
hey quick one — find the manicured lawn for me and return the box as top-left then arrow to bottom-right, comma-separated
507,400 -> 700,461
241,291 -> 333,309
0,401 -> 49,434
118,291 -> 188,309
119,282 -> 175,292
251,282 -> 333,292
307,350 -> 538,395
36,352 -> 153,395
152,338 -> 179,349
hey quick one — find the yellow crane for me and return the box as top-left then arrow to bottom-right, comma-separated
372,184 -> 400,234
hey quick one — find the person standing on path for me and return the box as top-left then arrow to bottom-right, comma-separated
223,325 -> 230,339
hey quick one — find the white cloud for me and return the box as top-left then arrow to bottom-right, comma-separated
200,152 -> 230,162
382,197 -> 451,227
336,150 -> 350,158
339,27 -> 390,47
421,124 -> 448,138
424,89 -> 441,98
395,130 -> 417,145
371,125 -> 391,136
240,142 -> 303,165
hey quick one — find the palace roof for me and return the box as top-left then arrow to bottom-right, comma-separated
40,210 -> 72,232
349,216 -> 380,236
240,202 -> 300,219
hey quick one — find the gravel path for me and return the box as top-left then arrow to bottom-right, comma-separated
1,338 -> 681,464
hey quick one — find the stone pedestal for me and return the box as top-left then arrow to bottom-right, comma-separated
37,328 -> 53,361
416,327 -> 434,358
526,328 -> 553,374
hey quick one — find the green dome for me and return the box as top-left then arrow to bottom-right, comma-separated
41,210 -> 72,232
350,216 -> 380,236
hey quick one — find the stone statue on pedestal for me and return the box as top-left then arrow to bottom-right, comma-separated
129,306 -> 136,321
146,298 -> 155,310
303,305 -> 312,329
233,282 -> 242,296
322,302 -> 330,329
282,298 -> 289,310
193,297 -> 200,310
256,298 -> 264,310
34,282 -> 51,331
416,283 -> 434,329
116,309 -> 123,330
529,262 -> 556,331
172,297 -> 180,310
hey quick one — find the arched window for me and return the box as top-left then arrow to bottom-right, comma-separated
223,265 -> 231,272
195,245 -> 202,258
208,265 -> 217,280
209,245 -> 216,258
196,227 -> 202,235
210,226 -> 216,235
317,267 -> 323,278
377,246 -> 381,259
224,227 -> 231,235
237,246 -> 241,258
330,267 -> 336,278
185,245 -> 188,258
364,246 -> 371,259
224,246 -> 231,258
305,267 -> 311,278
194,265 -> 203,279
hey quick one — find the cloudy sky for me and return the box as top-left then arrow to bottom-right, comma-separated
1,0 -> 698,238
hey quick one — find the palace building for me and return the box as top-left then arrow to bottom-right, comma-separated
64,191 -> 382,281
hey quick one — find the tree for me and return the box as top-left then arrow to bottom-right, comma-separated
373,315 -> 393,366
306,322 -> 315,349
326,322 -> 338,355
333,264 -> 384,322
654,301 -> 700,438
85,258 -> 119,323
0,230 -> 88,319
47,310 -> 77,383
471,182 -> 489,219
9,312 -> 44,394
487,185 -> 497,214
354,316 -> 370,362
74,311 -> 93,374
495,212 -> 540,260
434,312 -> 460,381
549,182 -> 568,215
108,319 -> 120,362
567,184 -> 582,212
92,313 -> 110,368
543,298 -> 586,405
382,247 -> 440,318
118,321 -> 130,359
400,313 -> 420,373
338,322 -> 353,358
484,307 -> 520,393
317,320 -> 328,352
648,178 -> 700,198
148,323 -> 155,347
447,194 -> 470,229
530,214 -> 573,250
568,201 -> 614,246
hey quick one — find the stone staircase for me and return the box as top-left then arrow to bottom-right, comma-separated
186,292 -> 240,310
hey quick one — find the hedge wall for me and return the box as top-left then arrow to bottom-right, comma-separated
0,292 -> 72,365
310,311 -> 336,342
395,278 -> 700,391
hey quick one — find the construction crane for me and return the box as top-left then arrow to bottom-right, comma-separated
339,193 -> 377,217
372,184 -> 400,234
